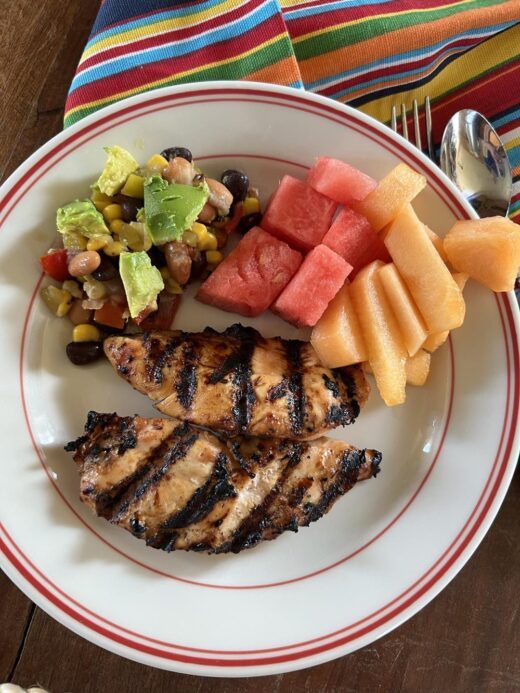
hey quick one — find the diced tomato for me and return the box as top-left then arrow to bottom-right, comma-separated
39,249 -> 70,282
223,202 -> 243,234
140,291 -> 181,330
94,301 -> 126,329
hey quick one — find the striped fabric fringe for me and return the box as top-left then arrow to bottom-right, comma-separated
64,0 -> 520,223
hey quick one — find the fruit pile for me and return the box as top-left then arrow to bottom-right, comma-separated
309,163 -> 519,406
197,156 -> 520,407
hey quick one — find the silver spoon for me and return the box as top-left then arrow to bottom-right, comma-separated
440,109 -> 512,218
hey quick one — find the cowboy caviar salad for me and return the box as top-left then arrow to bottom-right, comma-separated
39,145 -> 261,365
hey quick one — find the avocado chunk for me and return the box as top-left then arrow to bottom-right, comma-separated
119,251 -> 164,319
96,145 -> 139,196
57,199 -> 109,238
144,175 -> 208,245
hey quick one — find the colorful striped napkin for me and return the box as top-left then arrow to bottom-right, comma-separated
64,0 -> 520,224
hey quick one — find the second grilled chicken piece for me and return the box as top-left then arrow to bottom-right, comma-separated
67,412 -> 381,554
104,324 -> 369,439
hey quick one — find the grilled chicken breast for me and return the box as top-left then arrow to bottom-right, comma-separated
67,412 -> 381,554
104,324 -> 369,440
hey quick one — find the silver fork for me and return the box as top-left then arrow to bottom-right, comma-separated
391,97 -> 435,161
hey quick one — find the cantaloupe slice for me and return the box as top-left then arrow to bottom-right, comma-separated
365,355 -> 430,386
452,272 -> 469,291
310,283 -> 367,367
443,217 -> 520,292
422,331 -> 449,353
352,163 -> 426,232
350,260 -> 407,406
406,349 -> 431,386
378,263 -> 428,356
422,272 -> 469,352
424,225 -> 449,263
384,204 -> 465,332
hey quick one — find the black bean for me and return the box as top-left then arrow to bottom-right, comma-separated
147,245 -> 166,268
160,147 -> 193,163
237,212 -> 262,234
91,255 -> 118,281
113,194 -> 142,222
221,169 -> 249,203
120,198 -> 140,222
66,341 -> 103,366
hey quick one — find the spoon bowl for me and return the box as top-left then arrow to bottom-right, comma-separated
440,109 -> 512,217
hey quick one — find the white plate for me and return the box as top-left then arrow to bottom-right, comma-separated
0,82 -> 518,677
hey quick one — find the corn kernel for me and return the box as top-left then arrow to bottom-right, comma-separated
242,197 -> 261,216
91,190 -> 112,211
41,286 -> 72,316
56,291 -> 73,317
191,222 -> 207,239
86,235 -> 111,251
160,267 -> 183,294
182,230 -> 198,247
109,219 -> 125,235
91,190 -> 111,203
165,278 -> 183,295
191,222 -> 218,251
72,324 -> 102,343
159,266 -> 170,281
121,173 -> 145,198
62,280 -> 83,299
62,232 -> 87,251
202,232 -> 218,251
102,204 -> 123,223
104,241 -> 126,257
206,250 -> 224,266
146,154 -> 169,173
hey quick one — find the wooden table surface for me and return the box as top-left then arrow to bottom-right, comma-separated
1,2 -> 519,691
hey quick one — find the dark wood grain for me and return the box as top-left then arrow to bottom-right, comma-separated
0,1 -> 519,691
0,573 -> 34,681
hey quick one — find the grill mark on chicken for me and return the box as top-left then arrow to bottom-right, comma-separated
232,334 -> 256,433
160,453 -> 234,531
322,374 -> 340,399
203,332 -> 257,433
284,341 -> 306,436
68,414 -> 182,517
70,413 -> 381,554
266,378 -> 288,401
336,368 -> 361,423
104,325 -> 370,440
303,449 -> 364,524
146,452 -> 236,550
146,333 -> 185,385
176,340 -> 198,409
227,442 -> 304,552
109,428 -> 198,524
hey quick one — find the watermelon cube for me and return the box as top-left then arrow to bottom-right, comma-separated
322,207 -> 390,276
307,157 -> 377,205
272,245 -> 352,327
261,175 -> 337,252
196,227 -> 302,317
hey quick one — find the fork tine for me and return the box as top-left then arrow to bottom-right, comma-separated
391,105 -> 397,132
425,96 -> 434,161
413,99 -> 422,151
401,104 -> 408,140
